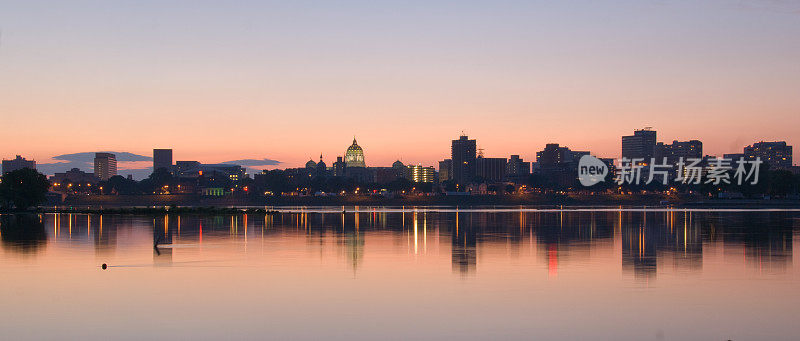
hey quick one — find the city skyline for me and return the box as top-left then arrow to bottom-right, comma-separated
3,130 -> 795,180
2,1 -> 800,169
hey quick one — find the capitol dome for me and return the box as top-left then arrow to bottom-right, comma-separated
392,160 -> 405,169
345,138 -> 366,168
305,159 -> 317,169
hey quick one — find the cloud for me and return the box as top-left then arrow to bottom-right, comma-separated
221,158 -> 281,166
36,152 -> 281,180
37,151 -> 152,177
52,151 -> 152,163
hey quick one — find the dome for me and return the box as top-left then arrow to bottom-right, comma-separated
305,159 -> 317,169
392,160 -> 405,169
316,154 -> 327,170
345,138 -> 366,168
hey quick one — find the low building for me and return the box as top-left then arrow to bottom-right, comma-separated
505,155 -> 531,183
475,157 -> 507,183
50,168 -> 100,185
2,155 -> 36,174
174,161 -> 245,181
655,140 -> 703,165
743,141 -> 793,169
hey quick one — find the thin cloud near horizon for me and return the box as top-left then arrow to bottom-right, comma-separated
35,152 -> 282,179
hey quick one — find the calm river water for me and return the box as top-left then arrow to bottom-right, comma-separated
1,208 -> 798,340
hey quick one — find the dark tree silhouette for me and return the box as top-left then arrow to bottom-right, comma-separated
0,168 -> 51,210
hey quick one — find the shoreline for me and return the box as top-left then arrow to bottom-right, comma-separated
0,193 -> 791,214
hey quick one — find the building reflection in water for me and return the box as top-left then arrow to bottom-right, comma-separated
3,209 -> 795,280
451,211 -> 477,275
0,214 -> 47,255
153,214 -> 173,266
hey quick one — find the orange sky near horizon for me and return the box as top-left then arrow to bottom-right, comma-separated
1,1 -> 798,169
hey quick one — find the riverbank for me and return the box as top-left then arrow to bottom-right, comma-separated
44,193 -> 800,210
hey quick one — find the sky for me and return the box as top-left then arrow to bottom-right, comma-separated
1,0 -> 799,176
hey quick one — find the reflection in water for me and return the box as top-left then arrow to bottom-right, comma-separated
153,215 -> 173,266
1,209 -> 798,341
451,212 -> 477,275
1,210 -> 796,279
0,214 -> 47,254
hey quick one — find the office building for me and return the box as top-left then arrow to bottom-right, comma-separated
93,153 -> 118,181
333,156 -> 347,177
451,135 -> 477,184
174,161 -> 245,181
506,155 -> 531,183
622,128 -> 657,161
438,159 -> 452,182
536,144 -> 588,168
535,144 -> 590,188
475,157 -> 507,183
2,155 -> 36,174
50,168 -> 100,185
743,141 -> 793,169
153,149 -> 173,173
654,140 -> 703,165
408,165 -> 435,183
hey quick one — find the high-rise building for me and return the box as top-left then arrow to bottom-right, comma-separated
506,155 -> 531,183
475,157 -> 507,183
2,155 -> 36,174
743,141 -> 793,169
333,156 -> 347,177
345,138 -> 366,168
408,165 -> 435,183
438,159 -> 452,182
153,149 -> 173,173
654,140 -> 703,165
451,135 -> 476,184
622,128 -> 657,161
536,144 -> 588,167
535,144 -> 589,187
94,153 -> 117,181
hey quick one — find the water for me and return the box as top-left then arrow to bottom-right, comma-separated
1,208 -> 798,340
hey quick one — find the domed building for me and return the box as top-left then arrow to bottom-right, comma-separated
315,154 -> 328,178
345,138 -> 366,168
305,159 -> 317,170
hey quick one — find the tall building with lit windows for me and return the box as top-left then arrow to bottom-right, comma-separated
407,165 -> 435,183
505,155 -> 530,183
93,152 -> 117,181
743,141 -> 793,169
622,128 -> 657,161
451,135 -> 476,184
438,159 -> 452,182
654,140 -> 702,165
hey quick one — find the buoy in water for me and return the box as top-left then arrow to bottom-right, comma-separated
102,263 -> 108,270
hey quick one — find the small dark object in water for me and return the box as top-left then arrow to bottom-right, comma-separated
101,263 -> 108,270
